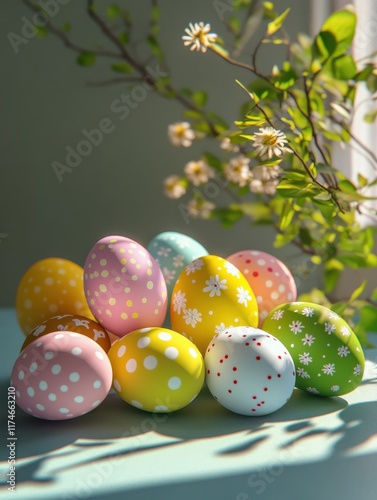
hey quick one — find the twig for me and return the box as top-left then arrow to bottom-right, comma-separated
23,0 -> 123,59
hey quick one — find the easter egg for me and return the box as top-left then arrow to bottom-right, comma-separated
147,231 -> 208,297
11,331 -> 112,420
16,258 -> 94,335
84,236 -> 168,337
262,302 -> 365,396
227,250 -> 297,326
205,326 -> 296,416
108,327 -> 205,412
21,314 -> 111,353
170,255 -> 258,355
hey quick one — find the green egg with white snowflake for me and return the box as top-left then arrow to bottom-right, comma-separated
262,302 -> 365,397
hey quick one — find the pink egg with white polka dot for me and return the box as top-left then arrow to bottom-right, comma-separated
205,326 -> 296,416
11,331 -> 112,420
227,250 -> 297,326
84,236 -> 168,337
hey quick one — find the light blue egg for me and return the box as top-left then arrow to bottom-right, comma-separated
147,231 -> 209,299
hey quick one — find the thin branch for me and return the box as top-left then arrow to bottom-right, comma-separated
23,0 -> 123,59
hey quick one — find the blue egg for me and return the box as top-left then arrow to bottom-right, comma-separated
147,231 -> 209,299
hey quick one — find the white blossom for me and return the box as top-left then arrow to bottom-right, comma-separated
252,127 -> 291,159
168,122 -> 195,147
224,155 -> 251,187
184,160 -> 215,186
220,137 -> 240,153
182,22 -> 217,53
164,175 -> 186,199
249,165 -> 280,195
186,198 -> 215,219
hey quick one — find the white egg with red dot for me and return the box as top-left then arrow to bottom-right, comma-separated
205,326 -> 296,416
10,331 -> 112,420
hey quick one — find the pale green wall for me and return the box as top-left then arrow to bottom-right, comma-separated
0,0 -> 313,307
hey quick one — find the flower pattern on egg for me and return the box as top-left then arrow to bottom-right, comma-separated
263,302 -> 365,397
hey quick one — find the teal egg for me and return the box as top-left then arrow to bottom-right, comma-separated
147,232 -> 208,298
262,302 -> 365,397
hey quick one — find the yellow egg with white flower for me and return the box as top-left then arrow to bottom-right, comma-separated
170,255 -> 259,355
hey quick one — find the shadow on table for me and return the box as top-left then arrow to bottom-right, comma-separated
1,381 -> 376,492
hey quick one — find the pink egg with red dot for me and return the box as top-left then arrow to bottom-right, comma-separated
84,236 -> 168,337
10,331 -> 112,420
205,326 -> 295,416
227,250 -> 297,326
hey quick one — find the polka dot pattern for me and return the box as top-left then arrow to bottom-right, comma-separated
108,327 -> 205,413
205,326 -> 296,416
227,250 -> 297,327
21,314 -> 111,353
84,236 -> 168,337
11,331 -> 112,420
16,258 -> 95,335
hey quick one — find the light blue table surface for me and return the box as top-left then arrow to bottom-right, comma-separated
0,308 -> 376,500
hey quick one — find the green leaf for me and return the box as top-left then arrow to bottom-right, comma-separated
324,268 -> 341,293
147,35 -> 164,60
202,152 -> 222,171
34,26 -> 48,38
267,8 -> 290,36
371,288 -> 377,301
106,4 -> 122,20
279,200 -> 295,230
273,62 -> 297,90
349,280 -> 367,302
62,22 -> 71,33
111,62 -> 133,74
76,52 -> 96,67
312,31 -> 337,61
364,110 -> 377,124
192,91 -> 207,108
118,31 -> 129,45
228,16 -> 241,34
316,9 -> 356,59
330,54 -> 357,80
236,202 -> 272,223
211,208 -> 243,228
359,304 -> 377,331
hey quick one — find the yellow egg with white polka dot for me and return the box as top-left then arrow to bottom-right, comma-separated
108,327 -> 205,412
170,255 -> 259,355
16,258 -> 94,335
